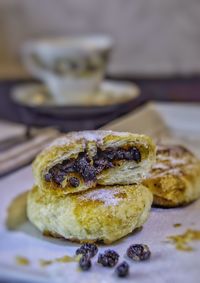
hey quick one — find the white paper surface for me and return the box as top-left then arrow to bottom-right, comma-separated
1,102 -> 200,283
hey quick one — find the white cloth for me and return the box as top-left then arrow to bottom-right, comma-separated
0,120 -> 59,176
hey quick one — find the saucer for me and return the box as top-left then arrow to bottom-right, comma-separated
11,80 -> 140,117
11,80 -> 142,131
12,80 -> 139,105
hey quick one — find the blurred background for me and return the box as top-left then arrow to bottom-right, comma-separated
1,0 -> 200,78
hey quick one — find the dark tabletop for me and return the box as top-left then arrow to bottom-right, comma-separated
0,76 -> 200,131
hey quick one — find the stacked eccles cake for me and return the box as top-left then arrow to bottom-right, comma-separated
27,130 -> 156,244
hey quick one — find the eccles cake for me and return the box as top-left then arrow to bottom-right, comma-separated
27,130 -> 156,243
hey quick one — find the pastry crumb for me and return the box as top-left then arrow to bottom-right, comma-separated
39,254 -> 81,267
39,259 -> 52,267
56,255 -> 80,263
167,229 -> 200,251
173,223 -> 182,228
15,256 -> 30,266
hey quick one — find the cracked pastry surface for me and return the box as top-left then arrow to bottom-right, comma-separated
143,144 -> 200,207
27,184 -> 153,244
33,130 -> 156,195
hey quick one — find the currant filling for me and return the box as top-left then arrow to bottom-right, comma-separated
44,147 -> 141,187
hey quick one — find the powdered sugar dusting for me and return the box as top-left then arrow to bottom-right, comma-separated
150,144 -> 200,178
46,131 -> 108,148
79,187 -> 124,207
48,135 -> 72,147
46,130 -> 145,149
158,155 -> 187,166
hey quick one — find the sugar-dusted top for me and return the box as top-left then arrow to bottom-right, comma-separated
78,186 -> 127,207
49,131 -> 133,147
151,144 -> 200,177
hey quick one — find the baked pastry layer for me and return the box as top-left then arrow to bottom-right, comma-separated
143,144 -> 200,207
27,184 -> 153,244
33,130 -> 156,195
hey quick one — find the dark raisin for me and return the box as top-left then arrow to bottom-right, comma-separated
115,150 -> 125,160
52,173 -> 65,185
44,173 -> 52,182
49,166 -> 61,177
81,166 -> 96,182
105,149 -> 116,161
69,177 -> 80,187
94,156 -> 103,166
116,261 -> 129,277
49,167 -> 56,176
105,161 -> 114,169
76,243 -> 98,258
98,250 -> 119,267
74,154 -> 96,182
127,244 -> 151,261
78,155 -> 87,167
93,158 -> 113,174
54,163 -> 63,170
130,148 -> 141,162
74,154 -> 88,171
123,151 -> 133,160
62,159 -> 75,173
79,255 -> 91,271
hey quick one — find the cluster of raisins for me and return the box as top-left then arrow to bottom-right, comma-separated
44,147 -> 141,187
75,243 -> 151,278
76,243 -> 98,271
76,243 -> 98,258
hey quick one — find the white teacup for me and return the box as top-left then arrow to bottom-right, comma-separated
22,36 -> 113,104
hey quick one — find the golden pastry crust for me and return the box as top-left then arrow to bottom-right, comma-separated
33,130 -> 156,195
27,184 -> 153,244
143,145 -> 200,207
